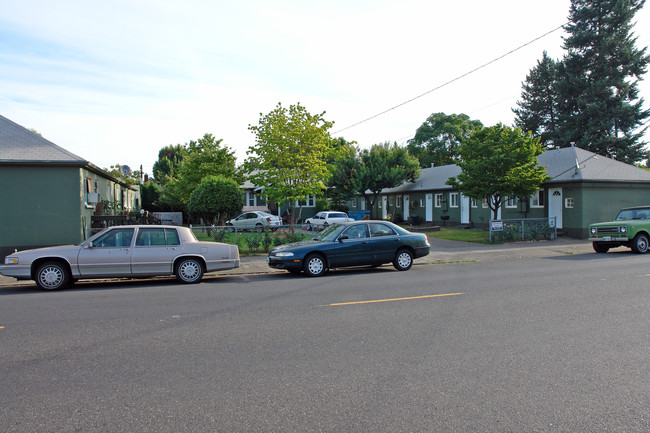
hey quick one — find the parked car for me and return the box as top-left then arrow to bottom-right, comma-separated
0,225 -> 240,290
589,205 -> 650,253
226,211 -> 282,232
267,220 -> 430,277
304,211 -> 354,230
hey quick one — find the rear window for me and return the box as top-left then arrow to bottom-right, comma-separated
330,213 -> 347,218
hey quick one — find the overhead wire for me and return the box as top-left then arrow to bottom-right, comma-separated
332,23 -> 568,136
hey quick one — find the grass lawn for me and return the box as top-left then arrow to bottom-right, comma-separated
426,227 -> 493,244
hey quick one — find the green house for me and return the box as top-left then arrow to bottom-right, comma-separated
0,115 -> 138,259
353,147 -> 650,239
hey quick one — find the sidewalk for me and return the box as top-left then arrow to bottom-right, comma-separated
0,238 -> 594,287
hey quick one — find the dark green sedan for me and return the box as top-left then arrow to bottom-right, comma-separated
266,220 -> 430,277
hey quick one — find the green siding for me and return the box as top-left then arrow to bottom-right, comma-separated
0,166 -> 82,246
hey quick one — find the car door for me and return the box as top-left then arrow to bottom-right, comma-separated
330,223 -> 371,267
76,227 -> 135,276
131,227 -> 180,275
367,222 -> 400,263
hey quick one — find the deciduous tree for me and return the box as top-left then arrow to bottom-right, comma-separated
447,124 -> 550,220
187,175 -> 244,225
245,102 -> 334,223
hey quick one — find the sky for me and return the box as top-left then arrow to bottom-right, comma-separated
2,0 -> 650,176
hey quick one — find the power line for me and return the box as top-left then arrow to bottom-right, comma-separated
333,23 -> 568,135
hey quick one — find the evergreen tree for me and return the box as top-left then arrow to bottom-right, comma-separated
514,0 -> 649,164
513,52 -> 561,148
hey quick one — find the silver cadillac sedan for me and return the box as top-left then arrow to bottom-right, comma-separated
0,225 -> 240,290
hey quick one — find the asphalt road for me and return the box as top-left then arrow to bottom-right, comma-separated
1,245 -> 648,432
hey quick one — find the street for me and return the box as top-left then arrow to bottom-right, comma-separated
0,246 -> 648,432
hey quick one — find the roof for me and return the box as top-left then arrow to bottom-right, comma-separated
380,164 -> 461,194
0,115 -> 88,164
540,146 -> 650,183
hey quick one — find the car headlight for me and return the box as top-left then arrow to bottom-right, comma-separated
620,226 -> 627,233
275,252 -> 294,257
590,227 -> 597,234
5,257 -> 18,265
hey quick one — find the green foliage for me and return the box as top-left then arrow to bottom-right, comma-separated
513,52 -> 561,148
407,113 -> 483,168
152,144 -> 186,185
159,134 -> 240,211
245,102 -> 334,223
140,181 -> 161,211
187,175 -> 244,225
447,124 -> 550,220
514,0 -> 649,163
326,138 -> 360,207
103,164 -> 142,185
353,142 -> 421,217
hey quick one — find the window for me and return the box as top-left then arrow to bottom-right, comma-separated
419,198 -> 424,207
396,195 -> 402,208
343,224 -> 367,239
93,228 -> 134,248
565,198 -> 574,209
246,192 -> 257,207
482,199 -> 488,209
530,190 -> 545,208
505,196 -> 518,208
450,193 -> 459,208
435,193 -> 443,208
369,223 -> 397,237
471,198 -> 478,208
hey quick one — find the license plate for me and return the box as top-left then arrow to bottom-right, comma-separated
602,236 -> 612,241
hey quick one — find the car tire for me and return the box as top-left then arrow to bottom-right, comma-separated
303,254 -> 327,277
176,258 -> 204,283
631,233 -> 649,254
35,261 -> 70,290
393,249 -> 414,271
592,242 -> 610,253
254,224 -> 264,233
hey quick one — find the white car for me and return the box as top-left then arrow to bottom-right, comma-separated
0,225 -> 240,290
226,211 -> 282,232
305,211 -> 353,230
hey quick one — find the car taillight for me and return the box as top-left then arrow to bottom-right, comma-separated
266,217 -> 271,222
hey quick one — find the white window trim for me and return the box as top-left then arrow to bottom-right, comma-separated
450,193 -> 459,208
530,190 -> 545,208
435,193 -> 443,208
505,196 -> 518,208
565,197 -> 574,209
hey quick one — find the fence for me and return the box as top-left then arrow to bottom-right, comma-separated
489,217 -> 557,242
190,225 -> 321,254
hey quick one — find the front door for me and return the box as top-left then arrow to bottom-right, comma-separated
425,194 -> 433,222
548,187 -> 563,229
403,195 -> 410,221
460,194 -> 470,224
77,227 -> 134,276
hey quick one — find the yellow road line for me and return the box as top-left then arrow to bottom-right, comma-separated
325,292 -> 464,306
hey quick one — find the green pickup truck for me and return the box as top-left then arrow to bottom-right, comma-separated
589,205 -> 650,253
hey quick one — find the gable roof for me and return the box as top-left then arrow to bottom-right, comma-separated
540,146 -> 650,183
0,115 -> 87,164
381,164 -> 461,194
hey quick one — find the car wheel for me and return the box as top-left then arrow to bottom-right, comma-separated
35,261 -> 70,290
303,254 -> 327,277
176,258 -> 204,283
592,242 -> 610,253
393,249 -> 414,271
631,233 -> 649,254
254,224 -> 263,233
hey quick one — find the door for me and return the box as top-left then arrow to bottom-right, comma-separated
460,194 -> 470,224
131,227 -> 180,275
425,194 -> 433,222
382,196 -> 388,220
77,227 -> 134,276
368,222 -> 400,263
331,223 -> 371,267
403,195 -> 410,221
548,187 -> 563,229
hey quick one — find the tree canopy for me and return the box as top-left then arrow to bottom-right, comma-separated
407,113 -> 483,168
187,175 -> 244,225
326,138 -> 360,209
159,134 -> 239,211
152,144 -> 185,185
354,142 -> 421,218
447,124 -> 550,220
245,102 -> 334,223
514,0 -> 649,163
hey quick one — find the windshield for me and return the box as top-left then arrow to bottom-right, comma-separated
315,224 -> 345,241
616,209 -> 650,221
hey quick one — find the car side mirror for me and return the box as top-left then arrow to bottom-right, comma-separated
338,234 -> 349,242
